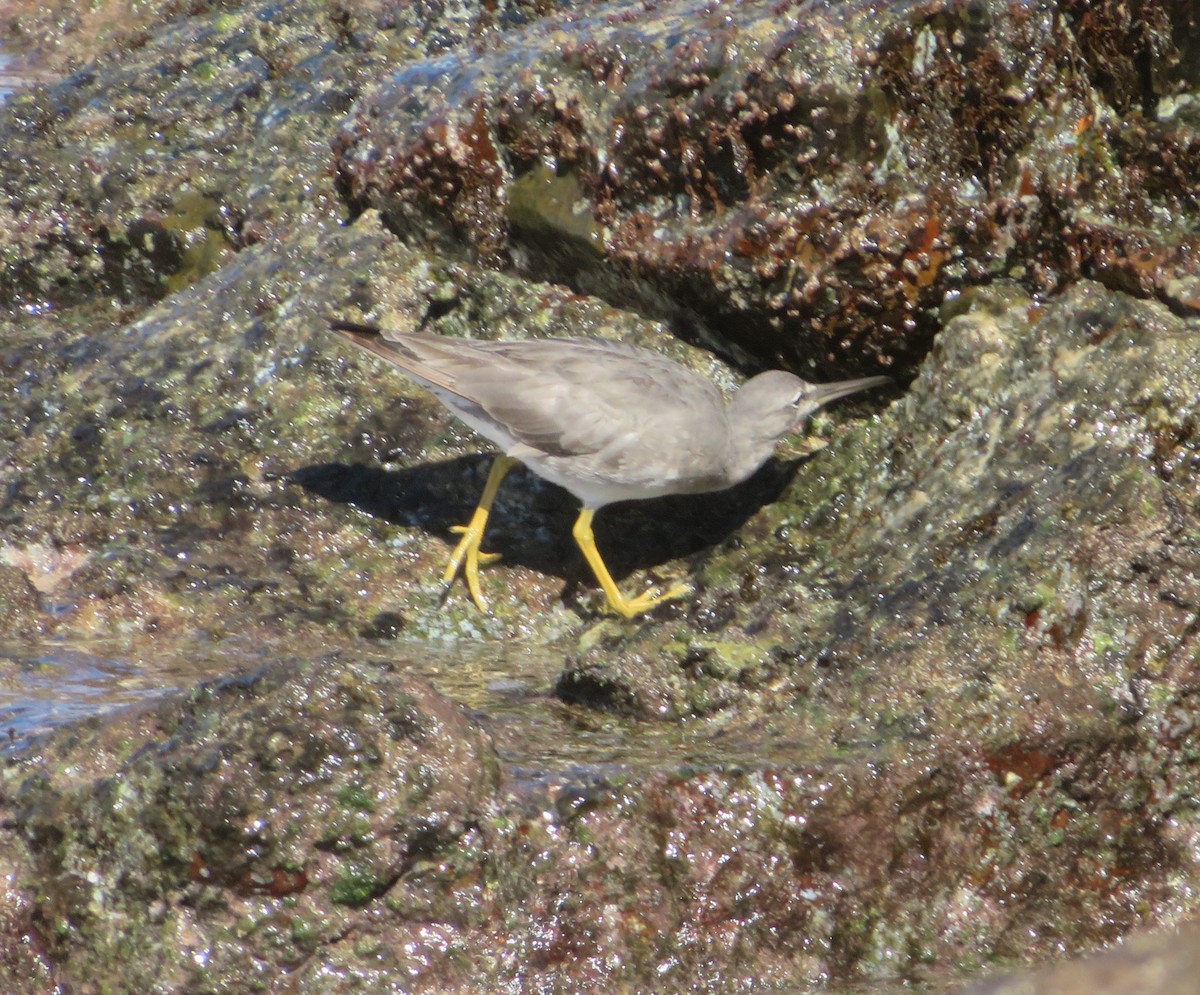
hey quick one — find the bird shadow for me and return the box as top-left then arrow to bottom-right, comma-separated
290,453 -> 808,596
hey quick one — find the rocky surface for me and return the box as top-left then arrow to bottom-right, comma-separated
965,918 -> 1200,995
335,0 -> 1200,372
0,0 -> 1198,991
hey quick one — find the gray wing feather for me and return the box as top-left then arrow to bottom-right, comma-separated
341,331 -> 721,458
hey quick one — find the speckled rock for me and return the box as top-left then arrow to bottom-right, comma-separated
964,918 -> 1200,995
560,280 -> 1200,722
334,0 -> 1200,374
0,657 -> 503,992
0,564 -> 42,639
1,647 -> 1196,993
0,0 -> 1198,991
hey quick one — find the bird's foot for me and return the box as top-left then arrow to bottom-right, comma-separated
442,520 -> 500,611
604,579 -> 691,619
448,524 -> 503,566
438,456 -> 517,611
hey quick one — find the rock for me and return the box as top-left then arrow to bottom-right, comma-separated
964,919 -> 1200,995
0,564 -> 42,639
0,657 -> 503,992
0,0 -> 1198,990
334,0 -> 1200,375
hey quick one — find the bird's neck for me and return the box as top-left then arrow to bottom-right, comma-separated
725,440 -> 777,487
721,417 -> 782,488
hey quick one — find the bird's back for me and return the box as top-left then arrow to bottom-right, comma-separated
333,329 -> 734,506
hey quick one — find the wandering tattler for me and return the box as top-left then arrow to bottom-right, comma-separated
329,320 -> 889,617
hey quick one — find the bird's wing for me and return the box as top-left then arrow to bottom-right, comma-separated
451,338 -> 720,458
328,325 -> 468,395
331,327 -> 720,458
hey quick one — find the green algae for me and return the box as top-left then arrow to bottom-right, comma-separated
506,161 -> 605,257
0,0 -> 1198,989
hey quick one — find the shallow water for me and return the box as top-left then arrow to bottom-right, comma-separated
0,633 -> 849,778
0,47 -> 46,100
0,637 -> 271,747
0,634 -> 979,992
0,636 -> 563,756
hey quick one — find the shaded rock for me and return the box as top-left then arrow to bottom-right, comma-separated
964,918 -> 1200,995
335,0 -> 1200,373
0,564 -> 42,639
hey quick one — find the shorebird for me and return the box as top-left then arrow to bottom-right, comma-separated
330,321 -> 888,617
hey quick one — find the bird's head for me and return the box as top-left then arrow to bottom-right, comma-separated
733,370 -> 891,445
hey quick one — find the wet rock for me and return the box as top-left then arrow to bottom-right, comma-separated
964,918 -> 1200,995
335,0 -> 1200,374
0,564 -> 42,639
0,0 -> 1197,990
0,657 -> 503,992
1,646 -> 1197,992
562,280 -> 1200,723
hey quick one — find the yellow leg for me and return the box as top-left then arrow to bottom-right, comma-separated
571,507 -> 690,619
442,456 -> 517,610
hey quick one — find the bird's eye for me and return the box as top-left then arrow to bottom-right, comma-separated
791,392 -> 806,407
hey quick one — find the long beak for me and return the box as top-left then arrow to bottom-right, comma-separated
806,374 -> 892,409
